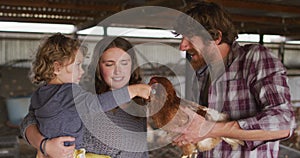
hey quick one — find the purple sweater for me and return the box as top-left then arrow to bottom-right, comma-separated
29,83 -> 130,149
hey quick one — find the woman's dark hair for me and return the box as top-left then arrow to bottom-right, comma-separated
83,37 -> 142,94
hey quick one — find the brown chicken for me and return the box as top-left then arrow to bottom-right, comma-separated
147,76 -> 244,158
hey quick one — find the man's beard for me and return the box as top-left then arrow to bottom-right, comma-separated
187,50 -> 206,71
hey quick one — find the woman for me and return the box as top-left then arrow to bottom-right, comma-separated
20,37 -> 149,158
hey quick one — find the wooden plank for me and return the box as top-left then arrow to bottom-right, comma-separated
207,0 -> 300,14
0,0 -> 121,12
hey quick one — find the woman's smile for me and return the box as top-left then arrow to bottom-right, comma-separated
112,76 -> 124,81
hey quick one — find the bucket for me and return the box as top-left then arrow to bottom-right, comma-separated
5,97 -> 30,126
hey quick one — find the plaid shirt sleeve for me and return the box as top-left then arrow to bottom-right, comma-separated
236,44 -> 296,149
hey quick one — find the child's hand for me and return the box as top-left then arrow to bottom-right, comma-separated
128,84 -> 151,99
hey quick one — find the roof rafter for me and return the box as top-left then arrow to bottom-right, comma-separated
0,0 -> 121,12
207,0 -> 300,14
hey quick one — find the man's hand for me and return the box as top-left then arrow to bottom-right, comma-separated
172,106 -> 214,146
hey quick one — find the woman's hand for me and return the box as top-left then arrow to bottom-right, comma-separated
128,84 -> 151,99
37,150 -> 46,158
45,136 -> 75,158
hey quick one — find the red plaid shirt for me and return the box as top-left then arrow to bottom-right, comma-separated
194,42 -> 296,158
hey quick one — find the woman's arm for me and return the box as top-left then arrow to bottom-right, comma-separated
26,124 -> 76,158
25,125 -> 47,158
25,124 -> 44,149
20,110 -> 76,158
74,84 -> 150,112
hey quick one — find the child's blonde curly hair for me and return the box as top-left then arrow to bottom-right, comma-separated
30,33 -> 87,85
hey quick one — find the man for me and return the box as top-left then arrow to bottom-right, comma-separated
173,1 -> 296,157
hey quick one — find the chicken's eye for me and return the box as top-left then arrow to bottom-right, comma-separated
151,89 -> 156,94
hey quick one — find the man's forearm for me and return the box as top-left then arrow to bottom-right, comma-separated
210,121 -> 290,141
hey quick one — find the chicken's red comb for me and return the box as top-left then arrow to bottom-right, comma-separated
149,76 -> 158,84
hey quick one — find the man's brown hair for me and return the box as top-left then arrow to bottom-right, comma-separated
174,1 -> 238,44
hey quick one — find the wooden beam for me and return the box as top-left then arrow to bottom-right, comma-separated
207,0 -> 300,14
286,36 -> 300,41
0,16 -> 85,24
237,24 -> 300,37
231,14 -> 300,26
75,16 -> 108,31
0,0 -> 121,12
0,7 -> 97,18
146,0 -> 184,8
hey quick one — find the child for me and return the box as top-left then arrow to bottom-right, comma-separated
29,33 -> 151,158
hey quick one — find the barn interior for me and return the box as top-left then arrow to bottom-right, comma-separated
1,0 -> 300,157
